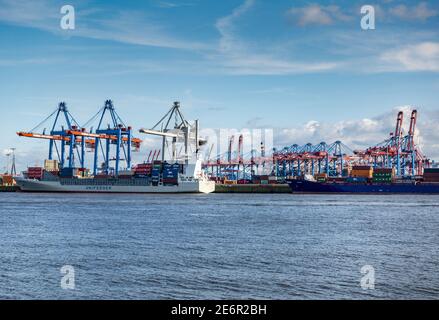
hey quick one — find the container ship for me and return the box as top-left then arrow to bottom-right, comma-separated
287,167 -> 439,194
15,159 -> 215,194
14,101 -> 215,194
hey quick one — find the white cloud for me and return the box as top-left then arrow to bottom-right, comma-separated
0,0 -> 337,75
0,58 -> 59,66
217,55 -> 338,75
0,0 -> 57,30
215,0 -> 255,54
213,0 -> 339,75
389,2 -> 438,21
287,4 -> 351,26
0,0 -> 207,50
0,0 -> 438,77
154,1 -> 196,9
380,42 -> 439,72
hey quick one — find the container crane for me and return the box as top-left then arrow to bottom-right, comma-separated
17,102 -> 86,169
139,101 -> 206,164
360,109 -> 427,176
18,100 -> 142,175
81,100 -> 142,176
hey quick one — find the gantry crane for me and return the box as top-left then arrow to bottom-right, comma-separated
17,100 -> 142,176
139,101 -> 206,164
17,102 -> 86,169
203,134 -> 272,181
81,100 -> 142,176
360,109 -> 428,176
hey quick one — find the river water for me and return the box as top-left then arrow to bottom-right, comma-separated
0,193 -> 438,299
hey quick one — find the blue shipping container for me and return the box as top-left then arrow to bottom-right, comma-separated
346,177 -> 367,183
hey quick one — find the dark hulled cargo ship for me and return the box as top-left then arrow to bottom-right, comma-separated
287,167 -> 439,194
287,179 -> 439,194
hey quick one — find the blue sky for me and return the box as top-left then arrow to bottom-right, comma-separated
0,0 -> 438,169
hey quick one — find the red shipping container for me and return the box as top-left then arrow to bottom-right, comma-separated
353,165 -> 373,170
136,164 -> 152,169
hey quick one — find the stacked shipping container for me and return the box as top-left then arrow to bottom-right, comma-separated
134,164 -> 152,178
1,175 -> 15,186
373,168 -> 395,183
27,167 -> 44,179
351,165 -> 374,179
151,161 -> 162,186
315,173 -> 327,182
60,167 -> 79,178
423,168 -> 439,182
163,163 -> 179,186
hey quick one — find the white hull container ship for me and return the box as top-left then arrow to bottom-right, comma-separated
15,101 -> 215,194
15,161 -> 215,194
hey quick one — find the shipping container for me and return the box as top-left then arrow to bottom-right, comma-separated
346,177 -> 368,183
163,173 -> 178,179
60,168 -> 79,178
1,175 -> 15,185
44,159 -> 59,171
352,165 -> 373,170
423,177 -> 439,182
372,178 -> 392,183
163,178 -> 178,184
137,163 -> 152,168
27,167 -> 44,179
423,173 -> 439,177
374,168 -> 394,174
327,177 -> 346,182
351,169 -> 373,173
351,172 -> 373,178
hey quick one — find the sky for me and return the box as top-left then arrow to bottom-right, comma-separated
0,0 -> 438,170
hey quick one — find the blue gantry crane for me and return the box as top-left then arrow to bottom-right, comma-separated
82,100 -> 141,176
17,102 -> 87,169
18,100 -> 142,176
